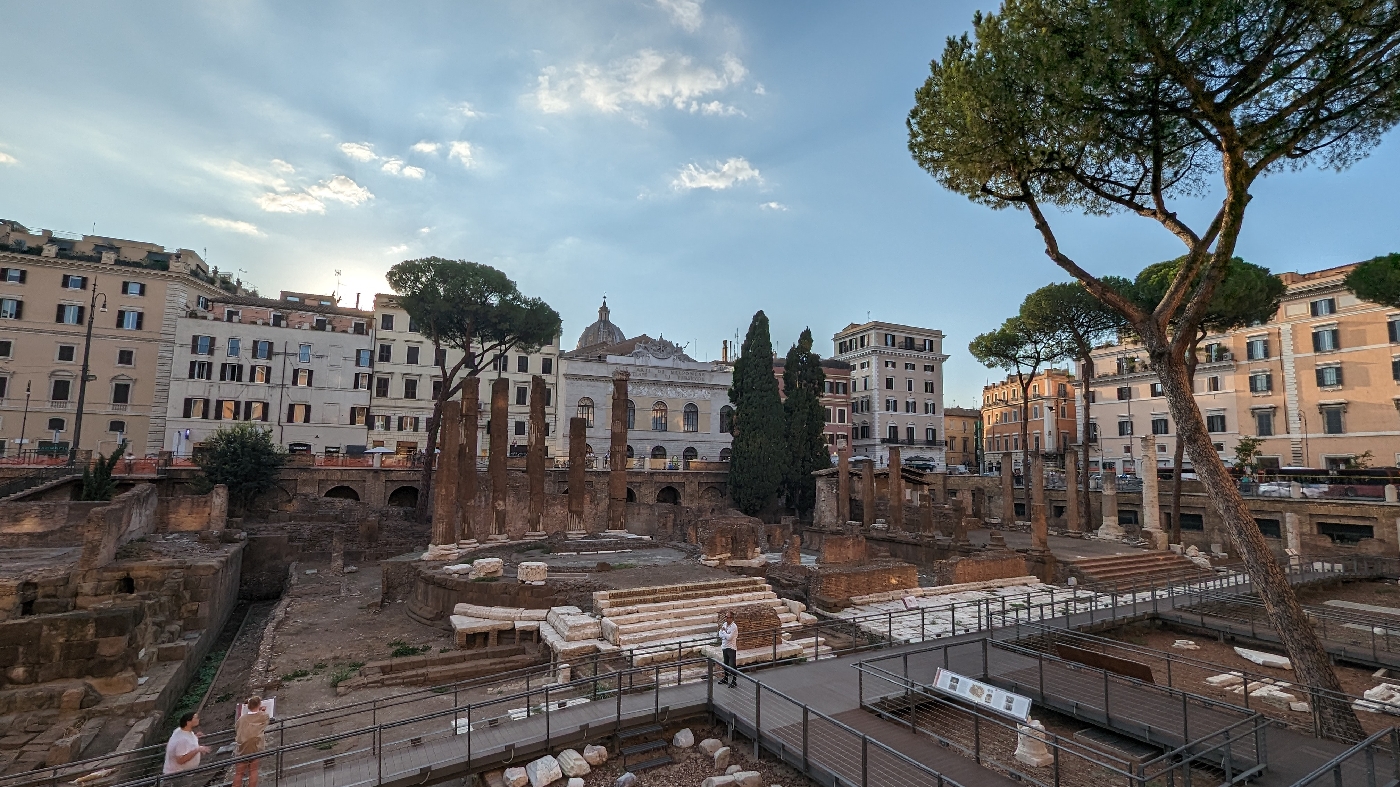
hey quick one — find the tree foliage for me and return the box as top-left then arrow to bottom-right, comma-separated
1344,252 -> 1400,307
1131,257 -> 1285,349
781,328 -> 829,517
728,311 -> 787,517
195,423 -> 286,514
79,442 -> 126,502
969,316 -> 1065,486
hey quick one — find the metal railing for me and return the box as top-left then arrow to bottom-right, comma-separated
1288,727 -> 1400,786
0,459 -> 78,499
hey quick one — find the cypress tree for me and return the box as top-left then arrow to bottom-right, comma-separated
782,328 -> 828,517
728,311 -> 786,516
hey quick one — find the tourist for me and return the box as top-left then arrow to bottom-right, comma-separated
163,711 -> 211,783
232,696 -> 271,787
718,610 -> 738,687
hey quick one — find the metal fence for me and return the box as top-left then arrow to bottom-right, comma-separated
1288,728 -> 1400,786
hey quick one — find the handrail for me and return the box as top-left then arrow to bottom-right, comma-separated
1287,727 -> 1400,786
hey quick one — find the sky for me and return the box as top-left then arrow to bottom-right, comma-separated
2,1 -> 1398,408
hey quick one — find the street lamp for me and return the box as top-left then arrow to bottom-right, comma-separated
17,381 -> 30,460
70,279 -> 107,463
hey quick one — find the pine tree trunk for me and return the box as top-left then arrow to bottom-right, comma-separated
1152,342 -> 1364,741
1079,356 -> 1094,532
415,397 -> 443,523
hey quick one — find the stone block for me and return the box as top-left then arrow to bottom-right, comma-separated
88,671 -> 138,695
524,754 -> 562,787
699,738 -> 724,755
614,774 -> 637,787
701,777 -> 735,787
95,635 -> 129,658
1234,647 -> 1292,670
567,781 -> 583,787
557,749 -> 590,777
471,558 -> 505,580
582,744 -> 608,765
517,562 -> 548,583
157,642 -> 188,662
503,767 -> 528,787
671,728 -> 695,748
713,746 -> 731,770
727,766 -> 742,775
733,772 -> 764,787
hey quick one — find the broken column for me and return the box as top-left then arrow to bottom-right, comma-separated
1064,447 -> 1081,534
458,376 -> 480,546
488,377 -> 510,541
934,471 -> 948,505
861,459 -> 876,528
920,488 -> 934,536
525,375 -> 547,538
1098,470 -> 1124,539
1139,435 -> 1166,549
888,447 -> 904,531
1001,453 -> 1016,525
427,399 -> 462,558
607,371 -> 629,534
836,448 -> 851,525
1030,455 -> 1049,553
567,416 -> 587,535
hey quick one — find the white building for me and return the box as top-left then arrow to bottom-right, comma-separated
368,293 -> 562,455
558,300 -> 733,465
832,320 -> 948,468
165,292 -> 373,455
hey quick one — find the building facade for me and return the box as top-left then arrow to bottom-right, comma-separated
1080,262 -> 1400,473
368,293 -> 562,456
981,369 -> 1078,471
165,292 -> 373,455
942,406 -> 982,470
0,219 -> 234,457
773,357 -> 852,457
559,301 -> 732,465
832,321 -> 947,468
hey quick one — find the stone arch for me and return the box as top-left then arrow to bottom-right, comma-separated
626,487 -> 637,503
118,576 -> 135,594
650,445 -> 667,459
683,446 -> 698,461
657,486 -> 681,505
719,447 -> 732,461
387,485 -> 419,508
701,485 -> 723,501
325,485 -> 361,501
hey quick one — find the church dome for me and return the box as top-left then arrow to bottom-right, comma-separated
576,298 -> 627,349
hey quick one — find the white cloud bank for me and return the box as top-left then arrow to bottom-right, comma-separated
380,158 -> 426,179
448,141 -> 474,168
760,201 -> 787,211
656,0 -> 703,31
673,157 -> 761,190
0,151 -> 17,165
411,141 -> 440,155
338,142 -> 377,162
197,216 -> 265,236
534,50 -> 746,115
257,175 -> 372,213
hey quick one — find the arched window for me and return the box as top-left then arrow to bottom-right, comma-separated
683,403 -> 699,432
625,444 -> 634,458
577,397 -> 595,427
651,445 -> 667,459
651,401 -> 668,431
720,405 -> 734,434
626,400 -> 635,430
719,447 -> 732,461
683,446 -> 698,461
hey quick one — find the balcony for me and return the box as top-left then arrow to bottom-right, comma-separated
48,400 -> 72,409
923,439 -> 947,447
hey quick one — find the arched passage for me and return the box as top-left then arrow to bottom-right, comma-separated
656,486 -> 681,505
387,485 -> 419,508
325,485 -> 361,501
625,487 -> 637,503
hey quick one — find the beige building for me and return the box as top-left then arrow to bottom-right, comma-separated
0,220 -> 235,457
1081,262 -> 1400,472
981,368 -> 1078,471
832,320 -> 948,469
942,406 -> 981,470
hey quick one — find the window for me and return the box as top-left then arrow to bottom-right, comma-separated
375,378 -> 390,397
224,308 -> 241,322
378,344 -> 392,363
270,312 -> 285,327
408,317 -> 419,333
215,400 -> 240,420
886,398 -> 896,412
1203,342 -> 1228,362
372,414 -> 390,430
904,362 -> 916,371
47,416 -> 66,431
683,403 -> 699,432
1149,382 -> 1163,397
885,377 -> 894,389
0,340 -> 10,357
182,398 -> 209,419
1249,372 -> 1272,393
1312,327 -> 1341,352
117,349 -> 134,366
380,314 -> 394,331
111,382 -> 131,405
1255,518 -> 1282,538
1391,318 -> 1400,344
191,335 -> 214,355
1246,337 -> 1269,360
576,398 -> 595,427
1310,298 -> 1337,316
55,304 -> 83,324
245,401 -> 268,422
406,345 -> 420,365
354,348 -> 371,368
188,361 -> 212,380
1321,405 -> 1345,434
541,357 -> 553,375
1206,413 -> 1227,432
197,296 -> 211,311
517,355 -> 529,373
62,274 -> 87,290
353,321 -> 367,336
923,380 -> 935,394
0,298 -> 21,320
1,267 -> 26,283
253,341 -> 273,360
1087,422 -> 1098,442
398,416 -> 421,431
1116,386 -> 1132,401
292,368 -> 314,387
288,403 -> 311,423
313,317 -> 327,331
1117,419 -> 1133,436
720,405 -> 734,433
514,420 -> 527,436
1178,513 -> 1205,531
1151,417 -> 1169,435
906,425 -> 916,443
108,420 -> 126,433
1255,410 -> 1274,436
352,372 -> 370,390
403,378 -> 418,399
226,338 -> 240,357
651,401 -> 668,431
298,344 -> 312,363
251,365 -> 271,383
926,427 -> 936,443
1394,357 -> 1400,382
220,363 -> 244,382
1316,365 -> 1343,387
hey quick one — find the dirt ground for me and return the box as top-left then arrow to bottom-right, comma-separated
1297,578 -> 1400,608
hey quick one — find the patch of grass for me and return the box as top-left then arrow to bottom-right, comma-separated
281,669 -> 311,682
471,576 -> 499,583
313,742 -> 335,751
167,649 -> 227,732
439,647 -> 451,653
390,642 -> 432,658
328,661 -> 365,688
612,562 -> 637,570
214,692 -> 234,704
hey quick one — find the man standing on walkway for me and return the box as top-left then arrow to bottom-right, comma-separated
718,610 -> 738,687
163,711 -> 211,785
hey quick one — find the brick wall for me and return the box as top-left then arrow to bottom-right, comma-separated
732,603 -> 783,650
929,554 -> 1028,585
820,534 -> 868,565
810,561 -> 918,605
79,485 -> 158,570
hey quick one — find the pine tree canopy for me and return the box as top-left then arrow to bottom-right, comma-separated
728,310 -> 786,516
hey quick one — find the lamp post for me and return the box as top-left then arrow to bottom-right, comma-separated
71,279 -> 108,464
18,381 -> 30,460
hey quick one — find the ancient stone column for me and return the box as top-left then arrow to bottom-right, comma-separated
934,471 -> 948,505
1098,470 -> 1124,538
1139,435 -> 1165,548
1001,453 -> 1016,525
489,377 -> 509,540
888,447 -> 904,531
567,416 -> 587,531
1064,447 -> 1081,534
431,399 -> 462,547
526,376 -> 547,537
836,448 -> 851,525
457,376 -> 480,545
920,489 -> 934,535
861,459 -> 876,528
607,371 -> 630,533
1030,456 -> 1049,552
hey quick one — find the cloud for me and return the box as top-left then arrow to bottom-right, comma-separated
212,161 -> 291,191
753,83 -> 766,95
419,227 -> 432,234
673,157 -> 761,190
411,141 -> 440,155
256,192 -> 325,214
270,159 -> 295,173
338,142 -> 378,162
448,141 -> 474,167
453,102 -> 479,118
386,244 -> 409,254
760,201 -> 787,211
197,215 -> 265,236
534,50 -> 747,115
0,151 -> 18,166
693,100 -> 741,116
656,0 -> 703,31
307,175 -> 373,205
380,158 -> 427,179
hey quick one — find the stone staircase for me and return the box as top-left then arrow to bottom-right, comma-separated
1067,552 -> 1214,591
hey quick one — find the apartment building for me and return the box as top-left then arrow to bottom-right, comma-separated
773,356 -> 853,457
943,407 -> 982,470
1081,262 -> 1400,472
0,219 -> 234,457
166,292 -> 373,455
369,293 -> 562,455
832,321 -> 947,468
981,368 -> 1078,471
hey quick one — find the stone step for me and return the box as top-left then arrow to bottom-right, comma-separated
601,589 -> 780,620
594,578 -> 768,611
603,601 -> 791,639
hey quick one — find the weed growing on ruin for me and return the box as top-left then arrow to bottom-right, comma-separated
389,641 -> 432,658
471,576 -> 498,582
281,669 -> 311,681
167,649 -> 227,732
328,661 -> 365,687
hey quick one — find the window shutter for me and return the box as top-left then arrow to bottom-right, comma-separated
12,301 -> 20,320
116,310 -> 125,328
1330,329 -> 1340,350
79,277 -> 87,290
183,398 -> 192,418
189,361 -> 196,379
1312,332 -> 1321,352
1335,366 -> 1344,386
287,403 -> 296,422
232,401 -> 242,420
16,269 -> 24,283
1392,359 -> 1400,382
135,312 -> 143,330
191,336 -> 200,353
1310,301 -> 1319,316
56,304 -> 65,323
261,403 -> 270,422
302,405 -> 311,423
1391,321 -> 1399,344
306,370 -> 313,387
1315,368 -> 1325,387
214,400 -> 224,420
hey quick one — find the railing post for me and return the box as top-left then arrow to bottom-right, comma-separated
802,705 -> 809,773
544,683 -> 551,748
374,726 -> 381,786
861,734 -> 869,787
466,704 -> 472,767
754,682 -> 762,758
920,605 -> 926,641
708,658 -> 714,706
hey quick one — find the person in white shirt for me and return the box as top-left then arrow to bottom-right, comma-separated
163,711 -> 211,782
718,610 -> 739,687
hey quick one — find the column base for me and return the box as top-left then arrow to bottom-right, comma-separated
456,539 -> 479,549
523,531 -> 547,540
564,531 -> 589,540
485,534 -> 510,543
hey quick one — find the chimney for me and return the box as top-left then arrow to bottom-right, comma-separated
721,340 -> 728,363
355,293 -> 361,309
